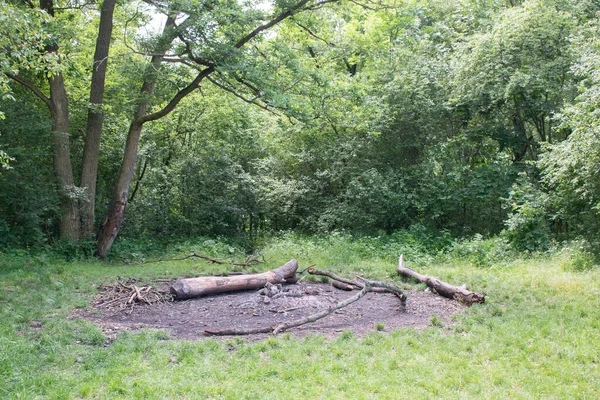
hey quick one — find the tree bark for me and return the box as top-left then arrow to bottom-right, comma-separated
396,255 -> 485,305
48,72 -> 80,240
96,16 -> 177,258
40,0 -> 80,240
80,0 -> 117,239
170,259 -> 298,300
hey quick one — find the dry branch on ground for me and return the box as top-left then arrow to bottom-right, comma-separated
396,255 -> 485,305
204,267 -> 407,336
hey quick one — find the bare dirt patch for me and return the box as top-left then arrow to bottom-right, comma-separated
77,281 -> 466,341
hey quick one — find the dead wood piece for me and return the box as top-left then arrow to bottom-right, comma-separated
170,259 -> 298,300
354,276 -> 407,309
396,255 -> 485,305
332,280 -> 354,291
204,283 -> 371,336
272,283 -> 370,334
308,267 -> 407,307
307,268 -> 362,288
268,306 -> 302,314
95,281 -> 173,313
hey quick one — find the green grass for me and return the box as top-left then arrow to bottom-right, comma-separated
1,234 -> 599,399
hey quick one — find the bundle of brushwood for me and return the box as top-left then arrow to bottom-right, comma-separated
93,278 -> 173,313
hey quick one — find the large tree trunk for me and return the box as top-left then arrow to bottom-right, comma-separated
80,0 -> 117,239
96,121 -> 144,256
96,17 -> 176,258
49,73 -> 80,240
170,259 -> 299,300
40,0 -> 79,240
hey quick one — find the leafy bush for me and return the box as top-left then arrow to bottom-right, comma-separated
539,21 -> 600,252
501,173 -> 551,252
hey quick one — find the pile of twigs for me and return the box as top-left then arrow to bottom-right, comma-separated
93,278 -> 173,313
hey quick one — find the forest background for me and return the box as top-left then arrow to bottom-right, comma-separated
1,0 -> 600,263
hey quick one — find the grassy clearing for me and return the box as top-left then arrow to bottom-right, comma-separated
1,235 -> 599,399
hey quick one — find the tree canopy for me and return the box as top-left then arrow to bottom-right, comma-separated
1,0 -> 599,256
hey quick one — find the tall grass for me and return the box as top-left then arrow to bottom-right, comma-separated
0,234 -> 598,398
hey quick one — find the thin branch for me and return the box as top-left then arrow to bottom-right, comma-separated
235,0 -> 313,49
307,267 -> 361,288
139,0 -> 340,125
231,73 -> 261,96
174,26 -> 216,67
348,0 -> 401,10
272,282 -> 370,334
308,267 -> 407,302
294,20 -> 336,47
207,76 -> 281,116
302,0 -> 339,11
140,252 -> 264,268
6,73 -> 53,111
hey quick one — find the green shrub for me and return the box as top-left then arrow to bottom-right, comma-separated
447,235 -> 511,268
501,173 -> 551,253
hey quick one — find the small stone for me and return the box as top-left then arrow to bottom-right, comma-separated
263,296 -> 271,304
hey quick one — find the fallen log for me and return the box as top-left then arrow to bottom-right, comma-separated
396,255 -> 485,305
170,259 -> 298,300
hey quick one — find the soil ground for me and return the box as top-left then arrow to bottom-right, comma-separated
79,281 -> 466,341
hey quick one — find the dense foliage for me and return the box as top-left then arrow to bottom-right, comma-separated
1,0 -> 599,256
